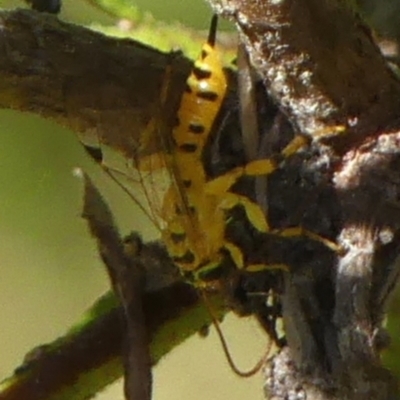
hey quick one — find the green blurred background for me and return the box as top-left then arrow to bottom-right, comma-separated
0,1 -> 400,399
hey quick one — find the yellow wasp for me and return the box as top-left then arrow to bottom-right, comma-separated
152,15 -> 341,284
78,14 -> 342,370
79,13 -> 341,286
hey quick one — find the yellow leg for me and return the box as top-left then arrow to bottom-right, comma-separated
281,125 -> 346,158
223,241 -> 245,269
246,263 -> 289,272
205,126 -> 346,197
313,125 -> 346,139
280,124 -> 347,158
193,257 -> 224,283
206,131 -> 346,261
224,241 -> 290,272
281,135 -> 308,158
205,159 -> 277,198
271,227 -> 343,253
219,195 -> 343,255
219,192 -> 269,232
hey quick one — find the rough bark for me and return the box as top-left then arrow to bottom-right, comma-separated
207,1 -> 400,399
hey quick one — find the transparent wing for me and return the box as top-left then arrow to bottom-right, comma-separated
97,145 -> 172,233
75,64 -> 191,235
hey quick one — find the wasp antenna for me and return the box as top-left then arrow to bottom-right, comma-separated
201,291 -> 272,378
208,14 -> 219,47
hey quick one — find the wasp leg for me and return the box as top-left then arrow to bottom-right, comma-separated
223,240 -> 290,275
204,137 -> 311,197
205,159 -> 277,198
280,125 -> 346,158
280,135 -> 308,158
270,227 -> 343,254
223,241 -> 245,269
206,124 -> 347,196
204,136 -> 308,198
215,188 -> 343,256
246,263 -> 289,272
219,192 -> 270,232
224,240 -> 289,272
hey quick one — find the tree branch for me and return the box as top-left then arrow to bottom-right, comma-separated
210,0 -> 400,150
0,9 -> 193,157
207,1 -> 400,399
